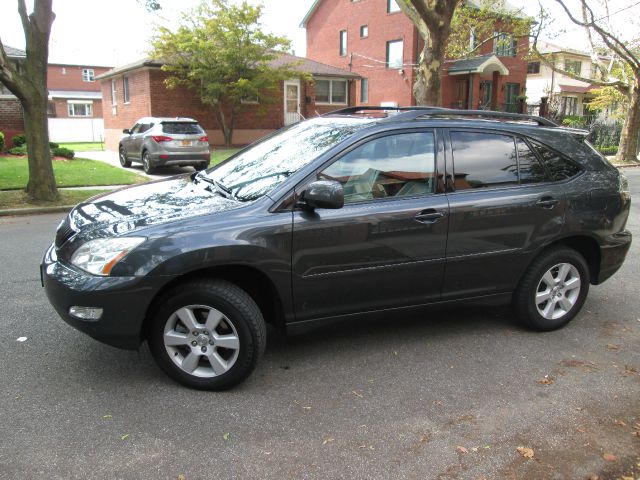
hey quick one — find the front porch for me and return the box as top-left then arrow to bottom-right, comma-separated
444,55 -> 525,113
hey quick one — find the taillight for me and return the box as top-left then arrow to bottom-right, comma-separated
199,136 -> 209,143
151,135 -> 172,143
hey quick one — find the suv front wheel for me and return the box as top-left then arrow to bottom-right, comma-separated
513,247 -> 590,331
147,279 -> 267,390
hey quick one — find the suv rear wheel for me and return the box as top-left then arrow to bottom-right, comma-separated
513,247 -> 590,331
142,150 -> 155,174
119,146 -> 131,168
147,279 -> 266,390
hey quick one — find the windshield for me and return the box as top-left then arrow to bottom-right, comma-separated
206,117 -> 373,201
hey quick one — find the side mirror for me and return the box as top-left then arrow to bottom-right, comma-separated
123,129 -> 131,135
302,180 -> 344,210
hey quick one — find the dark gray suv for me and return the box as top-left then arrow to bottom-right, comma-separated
42,107 -> 632,390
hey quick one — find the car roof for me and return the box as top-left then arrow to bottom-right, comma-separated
135,117 -> 200,124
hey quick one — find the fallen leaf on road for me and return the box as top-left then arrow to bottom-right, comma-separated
607,343 -> 620,350
102,414 -> 112,419
623,365 -> 638,376
472,447 -> 479,452
420,434 -> 430,444
303,406 -> 311,410
632,431 -> 640,438
351,390 -> 363,398
537,375 -> 555,385
432,400 -> 442,406
456,446 -> 468,454
517,447 -> 534,458
223,433 -> 230,441
602,453 -> 617,461
177,475 -> 186,480
322,437 -> 334,445
121,434 -> 129,440
620,476 -> 633,480
16,337 -> 27,342
587,476 -> 598,480
393,351 -> 398,356
614,419 -> 627,427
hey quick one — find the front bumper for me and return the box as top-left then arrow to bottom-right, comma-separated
596,230 -> 632,284
149,151 -> 210,167
41,244 -> 159,349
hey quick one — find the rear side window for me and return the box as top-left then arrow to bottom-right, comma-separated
532,143 -> 582,181
451,131 -> 518,190
162,122 -> 204,135
517,139 -> 547,184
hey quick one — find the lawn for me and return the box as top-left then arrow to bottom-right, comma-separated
0,189 -> 110,210
211,148 -> 241,167
0,156 -> 147,190
57,142 -> 105,151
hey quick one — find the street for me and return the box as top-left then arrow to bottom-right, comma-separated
0,169 -> 639,480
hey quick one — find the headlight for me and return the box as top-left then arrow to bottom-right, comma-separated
70,237 -> 145,276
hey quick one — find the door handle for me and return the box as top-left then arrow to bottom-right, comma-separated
414,209 -> 445,223
536,196 -> 559,209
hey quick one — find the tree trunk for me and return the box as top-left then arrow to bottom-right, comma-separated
413,27 -> 449,106
214,105 -> 233,148
616,81 -> 640,163
24,89 -> 58,200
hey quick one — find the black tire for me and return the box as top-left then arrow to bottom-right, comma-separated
142,150 -> 155,174
195,162 -> 209,171
119,146 -> 131,168
147,279 -> 266,390
513,247 -> 590,331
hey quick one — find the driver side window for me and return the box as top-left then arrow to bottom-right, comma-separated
319,131 -> 436,203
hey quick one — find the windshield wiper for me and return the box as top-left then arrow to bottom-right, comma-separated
194,172 -> 234,199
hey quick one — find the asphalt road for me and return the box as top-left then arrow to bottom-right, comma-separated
1,170 -> 639,480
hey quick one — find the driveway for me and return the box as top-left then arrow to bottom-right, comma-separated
77,150 -> 197,180
0,170 -> 639,479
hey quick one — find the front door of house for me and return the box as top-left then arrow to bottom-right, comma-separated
284,80 -> 301,126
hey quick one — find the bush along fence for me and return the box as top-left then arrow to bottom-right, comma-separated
561,115 -> 623,156
5,133 -> 74,159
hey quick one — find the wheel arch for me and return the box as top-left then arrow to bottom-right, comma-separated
142,264 -> 287,341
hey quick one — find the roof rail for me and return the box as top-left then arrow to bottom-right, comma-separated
323,106 -> 558,127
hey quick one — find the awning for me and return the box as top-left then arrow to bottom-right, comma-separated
48,90 -> 102,100
558,84 -> 593,94
448,55 -> 509,76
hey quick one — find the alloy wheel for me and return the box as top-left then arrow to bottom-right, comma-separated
535,263 -> 582,320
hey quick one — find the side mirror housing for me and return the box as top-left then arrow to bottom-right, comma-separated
123,129 -> 131,135
302,180 -> 344,210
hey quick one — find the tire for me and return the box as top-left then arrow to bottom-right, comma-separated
147,279 -> 266,390
119,146 -> 131,168
142,150 -> 155,174
513,247 -> 590,331
195,162 -> 209,171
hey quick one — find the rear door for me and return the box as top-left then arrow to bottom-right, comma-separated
291,129 -> 449,322
442,130 -> 566,299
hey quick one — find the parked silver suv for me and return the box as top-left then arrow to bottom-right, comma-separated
119,117 -> 211,174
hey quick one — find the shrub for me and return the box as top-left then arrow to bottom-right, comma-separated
597,146 -> 618,156
51,147 -> 75,159
8,146 -> 27,155
0,131 -> 4,151
12,134 -> 26,147
49,141 -> 59,149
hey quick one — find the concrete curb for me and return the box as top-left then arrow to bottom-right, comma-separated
0,205 -> 73,217
614,163 -> 640,168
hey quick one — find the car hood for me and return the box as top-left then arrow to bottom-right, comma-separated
68,175 -> 242,238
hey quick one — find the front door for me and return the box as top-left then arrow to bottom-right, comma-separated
292,130 -> 449,322
284,80 -> 301,126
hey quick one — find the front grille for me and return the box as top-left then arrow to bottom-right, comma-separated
55,217 -> 75,248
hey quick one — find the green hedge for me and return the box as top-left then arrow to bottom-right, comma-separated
51,147 -> 75,159
597,146 -> 618,156
0,131 -> 4,151
8,146 -> 27,155
12,134 -> 26,147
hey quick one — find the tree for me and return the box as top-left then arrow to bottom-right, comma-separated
532,0 -> 640,163
151,0 -> 306,147
396,0 -> 530,106
0,0 -> 57,201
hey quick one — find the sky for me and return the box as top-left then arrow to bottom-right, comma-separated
0,0 -> 638,68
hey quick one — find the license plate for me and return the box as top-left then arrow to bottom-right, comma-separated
181,140 -> 192,146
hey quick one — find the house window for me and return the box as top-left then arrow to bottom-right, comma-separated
67,101 -> 93,117
386,40 -> 404,68
527,61 -> 541,74
111,79 -> 117,105
123,76 -> 130,103
494,32 -> 517,57
315,79 -> 348,105
82,68 -> 94,82
339,30 -> 348,57
360,25 -> 368,38
47,101 -> 56,117
387,0 -> 401,13
564,59 -> 582,75
361,78 -> 369,103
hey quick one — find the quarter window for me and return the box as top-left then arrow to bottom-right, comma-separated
320,132 -> 436,203
451,131 -> 518,190
532,143 -> 582,181
517,139 -> 547,184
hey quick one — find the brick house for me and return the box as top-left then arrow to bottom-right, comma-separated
46,63 -> 112,142
0,46 -> 26,147
96,52 -> 359,151
303,0 -> 529,112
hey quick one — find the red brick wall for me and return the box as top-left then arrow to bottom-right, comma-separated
48,64 -> 112,92
306,0 -> 418,107
0,98 -> 24,148
102,69 -> 153,130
